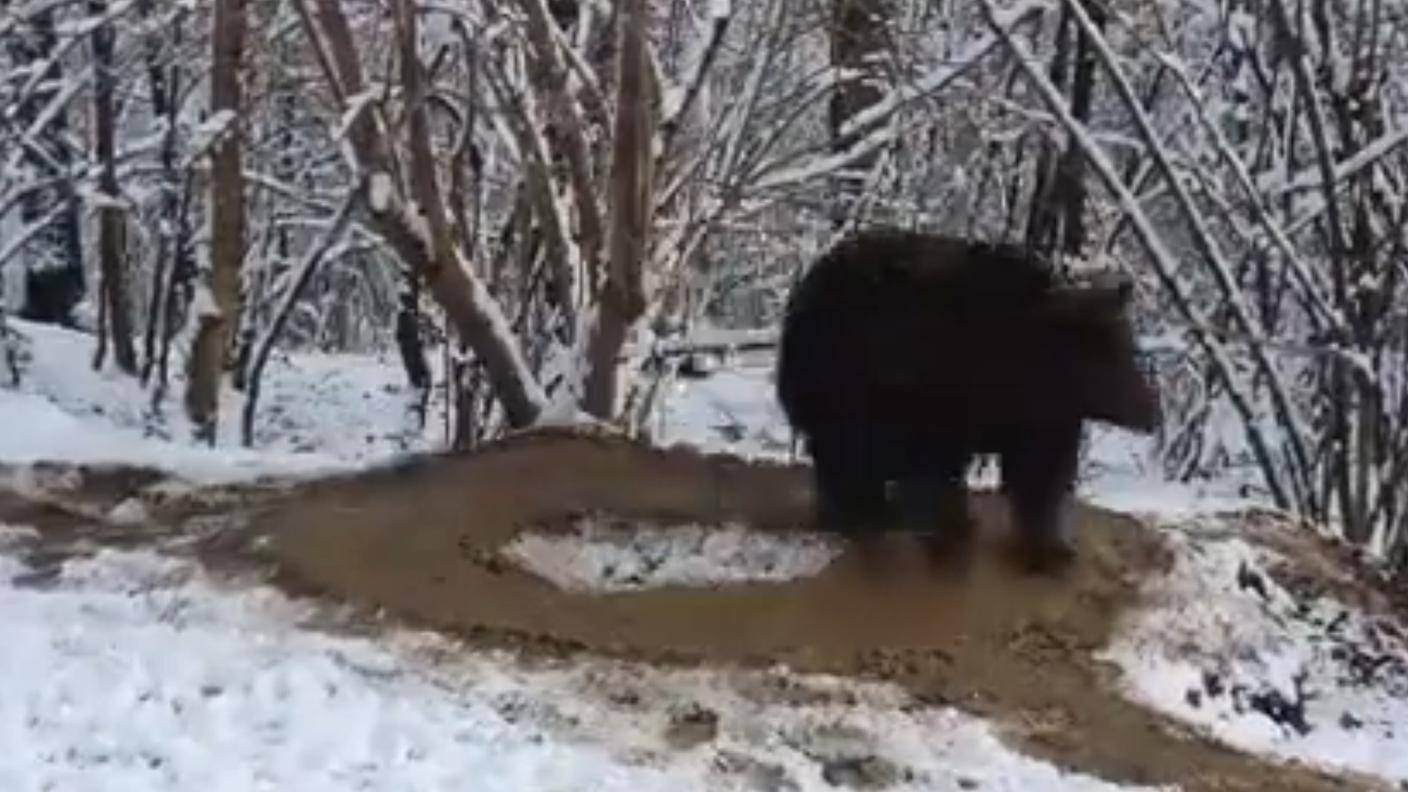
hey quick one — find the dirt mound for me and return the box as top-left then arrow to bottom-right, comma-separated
237,428 -> 1376,791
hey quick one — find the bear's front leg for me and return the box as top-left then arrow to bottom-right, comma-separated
808,432 -> 894,568
999,423 -> 1082,575
891,456 -> 975,571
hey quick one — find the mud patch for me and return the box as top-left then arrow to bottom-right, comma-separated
233,428 -> 1376,791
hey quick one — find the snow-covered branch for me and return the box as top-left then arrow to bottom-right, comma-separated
978,0 -> 1300,509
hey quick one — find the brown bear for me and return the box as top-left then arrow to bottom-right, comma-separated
775,227 -> 1162,573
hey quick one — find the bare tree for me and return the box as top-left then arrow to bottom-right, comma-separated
829,0 -> 892,226
583,0 -> 657,418
88,0 -> 137,374
185,0 -> 249,443
289,0 -> 547,427
1,2 -> 85,326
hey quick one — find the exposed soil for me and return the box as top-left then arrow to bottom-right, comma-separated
204,427 -> 1384,792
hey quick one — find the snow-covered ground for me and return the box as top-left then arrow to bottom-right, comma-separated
1100,520 -> 1408,784
0,537 -> 1146,792
0,319 -> 435,484
2,319 -> 1406,789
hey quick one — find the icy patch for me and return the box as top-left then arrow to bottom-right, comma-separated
1101,520 -> 1408,785
500,514 -> 842,592
0,544 -> 1153,791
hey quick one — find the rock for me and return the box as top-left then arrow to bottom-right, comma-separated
820,755 -> 902,789
665,703 -> 719,750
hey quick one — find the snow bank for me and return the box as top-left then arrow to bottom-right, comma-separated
0,541 -> 1151,791
500,513 -> 842,592
1100,520 -> 1408,784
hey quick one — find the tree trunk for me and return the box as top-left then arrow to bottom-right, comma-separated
185,0 -> 247,443
90,0 -> 137,374
137,0 -> 193,393
583,0 -> 655,420
395,266 -> 432,425
292,0 -> 547,428
828,0 -> 891,224
1026,1 -> 1101,258
1054,0 -> 1101,255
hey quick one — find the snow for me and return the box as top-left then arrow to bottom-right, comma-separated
188,282 -> 219,319
1099,519 -> 1408,784
501,513 -> 842,592
1260,128 -> 1408,198
457,248 -> 551,419
0,546 -> 683,791
0,319 -> 431,485
651,350 -> 796,462
0,543 -> 1151,792
183,109 -> 239,167
0,389 -> 346,485
367,169 -> 395,213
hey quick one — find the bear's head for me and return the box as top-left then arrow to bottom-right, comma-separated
1044,274 -> 1162,433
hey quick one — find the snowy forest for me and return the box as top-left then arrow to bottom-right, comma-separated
2,0 -> 1408,577
7,1 -> 1408,788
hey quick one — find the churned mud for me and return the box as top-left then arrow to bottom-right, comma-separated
218,427 -> 1376,792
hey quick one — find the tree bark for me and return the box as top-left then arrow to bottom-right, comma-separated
7,6 -> 85,326
293,0 -> 547,427
90,0 -> 137,374
583,0 -> 655,420
1026,0 -> 1101,258
828,0 -> 890,224
395,265 -> 432,423
136,0 -> 193,391
185,0 -> 247,443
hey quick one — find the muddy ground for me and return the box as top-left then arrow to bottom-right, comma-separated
0,429 -> 1392,791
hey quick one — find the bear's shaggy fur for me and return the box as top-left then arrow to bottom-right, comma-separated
775,228 -> 1161,572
